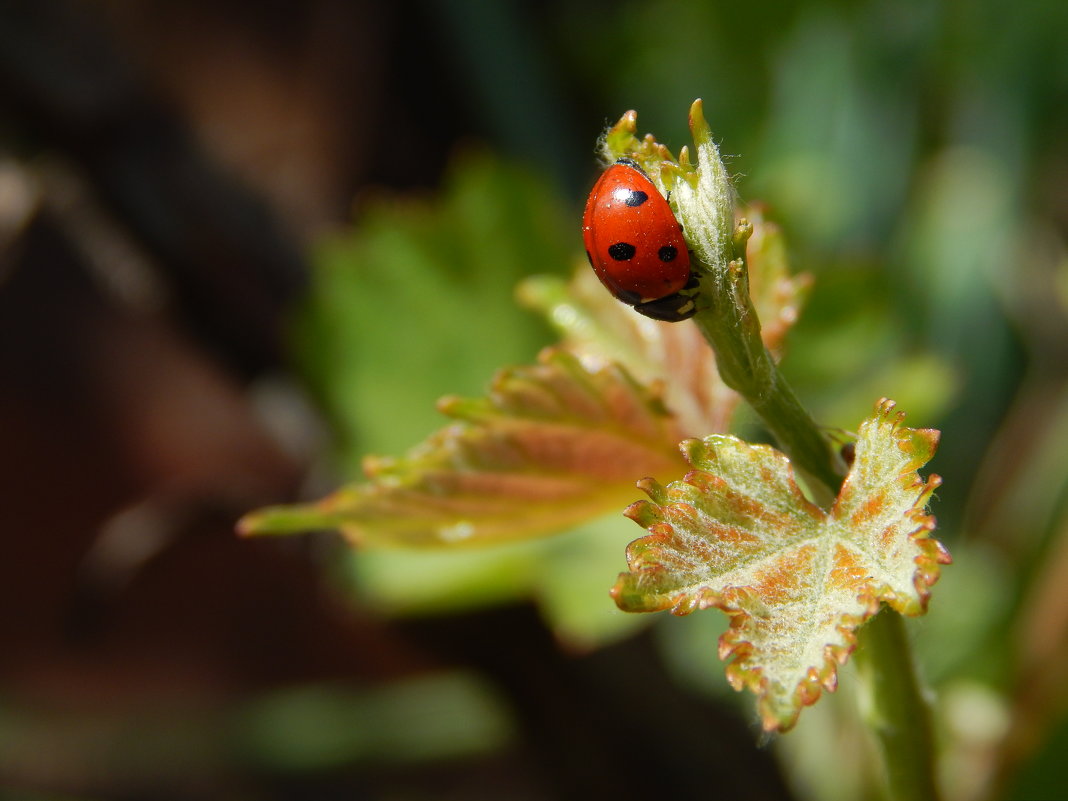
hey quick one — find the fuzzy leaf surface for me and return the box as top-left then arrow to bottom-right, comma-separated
612,399 -> 951,731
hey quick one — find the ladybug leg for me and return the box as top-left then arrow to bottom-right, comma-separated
632,292 -> 698,322
630,271 -> 701,322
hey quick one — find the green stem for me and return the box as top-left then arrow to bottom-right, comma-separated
853,610 -> 942,801
690,230 -> 844,500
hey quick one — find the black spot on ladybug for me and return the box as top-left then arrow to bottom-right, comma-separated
608,242 -> 637,261
658,245 -> 678,262
624,190 -> 649,207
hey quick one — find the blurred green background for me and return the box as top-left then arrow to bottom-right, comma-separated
0,1 -> 1065,799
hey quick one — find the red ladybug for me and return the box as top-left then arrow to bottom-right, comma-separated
582,157 -> 698,322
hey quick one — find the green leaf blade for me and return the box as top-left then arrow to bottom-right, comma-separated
240,348 -> 688,548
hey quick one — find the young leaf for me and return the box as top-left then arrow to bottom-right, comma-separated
240,348 -> 688,547
611,399 -> 951,732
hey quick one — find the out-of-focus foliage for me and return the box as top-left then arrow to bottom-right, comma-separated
293,153 -> 570,469
234,672 -> 514,770
0,671 -> 513,784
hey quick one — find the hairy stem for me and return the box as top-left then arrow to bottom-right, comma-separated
687,201 -> 842,495
689,272 -> 843,502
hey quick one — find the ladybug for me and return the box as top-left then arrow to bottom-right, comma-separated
582,157 -> 698,322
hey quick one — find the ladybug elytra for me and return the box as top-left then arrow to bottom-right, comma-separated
582,157 -> 698,322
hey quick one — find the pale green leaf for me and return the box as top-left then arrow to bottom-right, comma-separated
612,399 -> 951,731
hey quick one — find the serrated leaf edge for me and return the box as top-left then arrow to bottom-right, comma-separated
611,399 -> 951,731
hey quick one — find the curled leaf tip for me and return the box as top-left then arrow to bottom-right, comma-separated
234,515 -> 257,538
236,502 -> 343,538
688,98 -> 711,146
